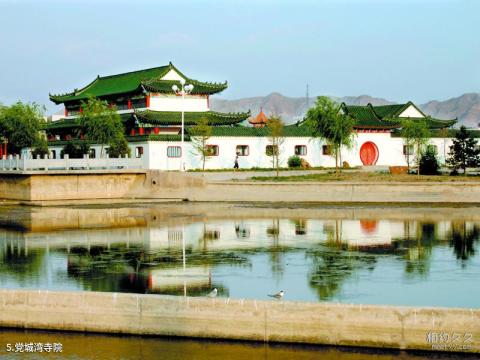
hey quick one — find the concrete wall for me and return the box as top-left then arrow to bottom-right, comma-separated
191,181 -> 480,203
0,171 -> 205,201
0,289 -> 478,353
3,171 -> 480,203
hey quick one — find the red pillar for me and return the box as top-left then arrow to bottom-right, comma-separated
146,95 -> 150,108
64,107 -> 68,117
3,142 -> 7,157
127,99 -> 132,109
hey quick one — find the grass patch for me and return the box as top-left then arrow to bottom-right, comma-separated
251,172 -> 480,182
187,166 -> 361,173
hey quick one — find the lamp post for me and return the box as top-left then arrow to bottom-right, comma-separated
172,79 -> 194,171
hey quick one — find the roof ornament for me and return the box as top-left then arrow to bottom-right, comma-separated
141,85 -> 147,94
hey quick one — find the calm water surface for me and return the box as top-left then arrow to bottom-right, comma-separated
0,204 -> 479,307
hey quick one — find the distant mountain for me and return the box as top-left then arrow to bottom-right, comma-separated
211,92 -> 480,127
420,93 -> 480,128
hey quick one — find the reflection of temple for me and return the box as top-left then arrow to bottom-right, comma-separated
1,218 -> 476,254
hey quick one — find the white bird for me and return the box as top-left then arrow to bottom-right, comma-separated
207,288 -> 218,298
268,290 -> 284,299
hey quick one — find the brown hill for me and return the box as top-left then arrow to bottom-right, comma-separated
211,92 -> 480,127
420,93 -> 480,128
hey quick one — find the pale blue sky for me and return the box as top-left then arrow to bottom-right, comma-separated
0,0 -> 478,113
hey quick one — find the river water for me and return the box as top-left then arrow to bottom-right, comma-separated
0,203 -> 479,358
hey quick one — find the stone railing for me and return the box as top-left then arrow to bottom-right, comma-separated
0,154 -> 144,171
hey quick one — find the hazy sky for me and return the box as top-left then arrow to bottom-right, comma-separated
0,0 -> 478,113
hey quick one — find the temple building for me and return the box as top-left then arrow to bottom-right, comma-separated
248,109 -> 269,128
43,63 -> 457,170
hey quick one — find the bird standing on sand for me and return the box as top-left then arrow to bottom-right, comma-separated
268,290 -> 284,299
207,288 -> 218,298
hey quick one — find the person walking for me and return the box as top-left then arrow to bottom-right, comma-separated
234,155 -> 239,171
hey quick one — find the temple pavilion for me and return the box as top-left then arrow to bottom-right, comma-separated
43,63 -> 458,170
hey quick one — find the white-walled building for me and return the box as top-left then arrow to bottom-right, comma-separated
44,63 -> 457,170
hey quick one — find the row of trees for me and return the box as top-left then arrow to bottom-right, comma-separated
304,96 -> 480,176
192,95 -> 480,176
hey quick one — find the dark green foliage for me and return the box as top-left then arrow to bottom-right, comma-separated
288,155 -> 302,168
107,137 -> 131,158
31,137 -> 50,158
0,101 -> 45,154
447,126 -> 480,175
61,140 -> 90,159
80,96 -> 126,155
419,147 -> 439,175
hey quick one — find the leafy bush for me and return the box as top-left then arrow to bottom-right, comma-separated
61,140 -> 90,159
107,137 -> 131,158
31,137 -> 50,158
419,147 -> 439,175
288,155 -> 302,168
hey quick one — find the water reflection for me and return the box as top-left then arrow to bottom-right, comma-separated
1,328 -> 474,360
0,204 -> 479,307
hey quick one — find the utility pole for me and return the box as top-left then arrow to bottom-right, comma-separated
306,84 -> 309,109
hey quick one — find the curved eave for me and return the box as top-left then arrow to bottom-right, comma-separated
135,110 -> 250,126
142,80 -> 228,95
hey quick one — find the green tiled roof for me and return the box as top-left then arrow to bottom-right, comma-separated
49,62 -> 227,104
136,110 -> 249,126
206,124 -> 314,137
392,128 -> 480,138
341,102 -> 456,129
126,134 -> 188,142
45,113 -> 133,131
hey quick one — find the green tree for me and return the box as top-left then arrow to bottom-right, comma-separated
266,115 -> 285,177
400,118 -> 430,175
190,117 -> 212,171
31,136 -> 50,158
107,136 -> 131,158
447,126 -> 480,175
80,96 -> 125,157
61,140 -> 91,159
305,96 -> 355,174
0,101 -> 45,155
419,146 -> 440,175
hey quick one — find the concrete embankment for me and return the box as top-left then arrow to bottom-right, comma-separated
0,289 -> 478,353
3,170 -> 480,204
190,181 -> 480,203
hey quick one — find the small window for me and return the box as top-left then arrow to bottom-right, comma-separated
135,146 -> 144,158
50,150 -> 56,159
206,145 -> 219,156
167,146 -> 181,158
89,149 -> 96,158
322,145 -> 332,155
295,145 -> 307,156
132,98 -> 147,109
236,145 -> 249,156
403,145 -> 414,155
266,145 -> 278,156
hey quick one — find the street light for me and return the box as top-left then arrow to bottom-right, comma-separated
172,79 -> 194,171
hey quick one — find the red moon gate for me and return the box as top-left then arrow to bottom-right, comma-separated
359,141 -> 379,166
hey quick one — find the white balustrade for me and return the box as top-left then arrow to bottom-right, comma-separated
0,154 -> 144,172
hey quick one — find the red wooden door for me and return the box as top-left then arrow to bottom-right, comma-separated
359,142 -> 378,166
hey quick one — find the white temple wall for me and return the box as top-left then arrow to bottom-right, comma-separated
149,94 -> 209,112
43,134 -> 456,170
